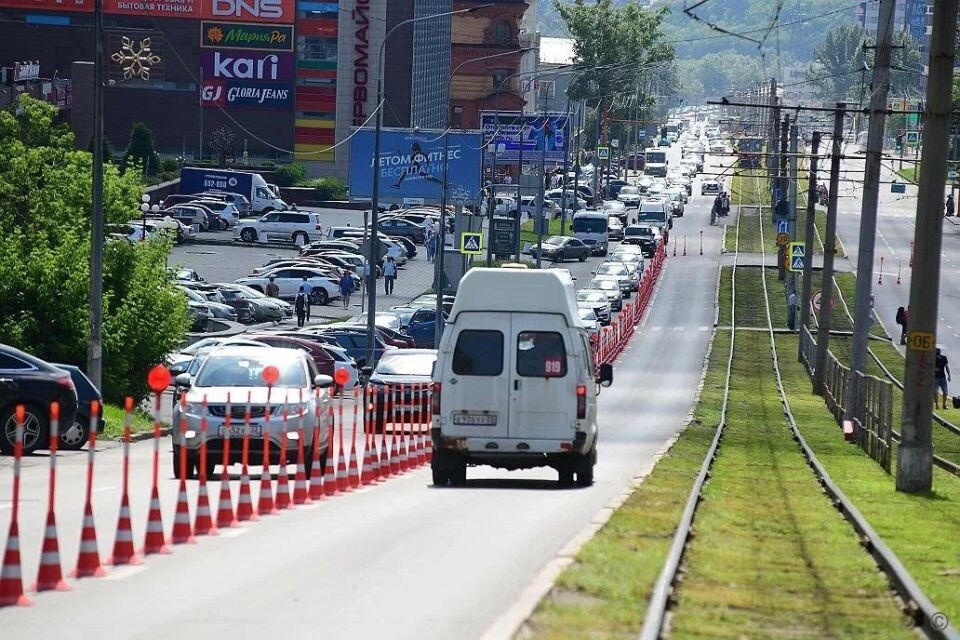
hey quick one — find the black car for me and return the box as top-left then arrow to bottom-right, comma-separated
531,236 -> 591,263
179,285 -> 238,322
0,345 -> 79,455
51,364 -> 105,450
379,217 -> 426,244
364,350 -> 437,432
622,225 -> 659,257
300,327 -> 388,368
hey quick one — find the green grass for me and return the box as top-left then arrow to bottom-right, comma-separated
520,218 -> 565,243
101,403 -> 157,439
896,165 -> 919,183
521,332 -> 730,639
669,330 -> 912,638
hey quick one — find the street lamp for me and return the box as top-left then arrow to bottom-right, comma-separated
139,194 -> 159,241
364,3 -> 493,369
435,47 -> 533,346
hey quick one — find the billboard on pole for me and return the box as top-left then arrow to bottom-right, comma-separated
480,112 -> 570,164
349,128 -> 483,205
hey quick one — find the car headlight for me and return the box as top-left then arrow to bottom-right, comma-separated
272,403 -> 309,420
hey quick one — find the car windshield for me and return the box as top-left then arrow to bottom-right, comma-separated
577,290 -> 606,303
230,284 -> 267,299
544,236 -> 565,245
590,279 -> 617,291
625,227 -> 653,237
619,187 -> 638,196
597,264 -> 626,275
179,287 -> 205,302
578,309 -> 597,321
375,352 -> 437,376
194,353 -> 307,388
572,218 -> 607,234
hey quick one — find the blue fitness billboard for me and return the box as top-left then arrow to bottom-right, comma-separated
349,128 -> 483,205
479,112 -> 570,164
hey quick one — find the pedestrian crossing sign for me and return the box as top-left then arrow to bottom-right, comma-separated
461,232 -> 483,255
597,146 -> 609,160
788,242 -> 805,272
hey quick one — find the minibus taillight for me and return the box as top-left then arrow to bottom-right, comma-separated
576,385 -> 587,419
431,382 -> 441,415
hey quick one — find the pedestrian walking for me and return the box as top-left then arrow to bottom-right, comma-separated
383,255 -> 397,295
896,306 -> 908,345
721,191 -> 731,217
946,193 -> 955,218
787,290 -> 798,330
294,285 -> 308,327
426,224 -> 437,263
265,276 -> 280,299
711,193 -> 722,223
935,347 -> 951,410
339,269 -> 356,310
300,277 -> 313,321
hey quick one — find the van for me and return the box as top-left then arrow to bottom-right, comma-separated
572,210 -> 609,256
637,197 -> 672,230
431,269 -> 613,487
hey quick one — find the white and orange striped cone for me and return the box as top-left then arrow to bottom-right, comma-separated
108,494 -> 140,566
0,521 -> 32,607
369,436 -> 383,483
142,487 -> 170,555
336,442 -> 350,493
72,502 -> 106,578
32,511 -> 70,592
194,479 -> 218,536
308,427 -> 325,502
236,469 -> 257,521
292,435 -> 310,505
379,432 -> 391,480
323,436 -> 339,498
412,429 -> 423,468
216,475 -> 238,529
400,434 -> 410,473
425,432 -> 433,464
390,435 -> 402,476
359,439 -> 375,486
170,481 -> 196,545
257,463 -> 277,516
275,460 -> 292,510
347,443 -> 360,489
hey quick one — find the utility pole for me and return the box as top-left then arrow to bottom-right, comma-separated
844,0 -> 896,420
768,78 -> 779,212
799,131 -> 822,363
788,120 -> 799,292
814,105 -> 846,395
778,114 -> 790,281
897,0 -> 959,493
87,0 -> 104,389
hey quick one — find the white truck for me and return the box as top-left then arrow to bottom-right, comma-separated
431,268 -> 613,487
180,167 -> 287,215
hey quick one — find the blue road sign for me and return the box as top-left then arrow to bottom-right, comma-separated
776,219 -> 789,234
788,242 -> 806,273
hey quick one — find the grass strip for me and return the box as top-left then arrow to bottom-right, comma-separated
101,403 -> 157,439
668,329 -> 911,638
520,331 -> 730,639
774,334 -> 960,626
520,217 -> 565,244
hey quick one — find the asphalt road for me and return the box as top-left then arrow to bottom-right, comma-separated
1,145 -> 725,638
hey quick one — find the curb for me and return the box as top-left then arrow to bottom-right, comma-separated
129,427 -> 172,442
187,237 -> 298,251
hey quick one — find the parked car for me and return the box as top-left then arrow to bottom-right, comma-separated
300,326 -> 389,369
245,334 -> 336,380
364,349 -> 437,431
544,189 -> 587,212
178,285 -> 238,322
234,210 -> 323,245
377,217 -> 426,244
171,346 -> 332,478
529,236 -> 591,263
190,199 -> 241,228
163,205 -> 210,232
234,267 -> 341,306
187,301 -> 212,332
217,284 -> 286,323
518,196 -> 562,220
0,345 -> 79,455
301,240 -> 363,257
50,364 -> 104,451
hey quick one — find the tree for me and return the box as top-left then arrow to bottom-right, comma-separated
209,125 -> 237,167
0,96 -> 188,403
807,23 -> 867,102
123,122 -> 160,175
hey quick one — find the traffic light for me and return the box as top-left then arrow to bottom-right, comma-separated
895,131 -> 904,152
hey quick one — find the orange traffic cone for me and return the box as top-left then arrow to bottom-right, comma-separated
0,521 -> 32,607
323,433 -> 339,498
379,431 -> 391,480
292,435 -> 310,505
390,435 -> 401,476
257,463 -> 277,515
360,438 -> 375,486
347,443 -> 360,489
194,478 -> 219,535
142,487 -> 171,555
308,426 -> 325,502
72,502 -> 106,578
170,481 -> 196,545
109,494 -> 140,566
32,511 -> 70,592
236,466 -> 257,521
336,442 -> 349,493
216,475 -> 237,529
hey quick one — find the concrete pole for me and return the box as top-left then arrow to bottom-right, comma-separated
787,121 -> 799,294
799,131 -> 822,363
814,106 -> 846,395
897,0 -> 959,493
844,0 -> 896,419
87,0 -> 105,389
778,114 -> 790,282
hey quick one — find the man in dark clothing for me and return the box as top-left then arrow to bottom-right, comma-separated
294,285 -> 308,327
946,193 -> 955,218
896,306 -> 908,345
934,348 -> 951,410
265,276 -> 280,299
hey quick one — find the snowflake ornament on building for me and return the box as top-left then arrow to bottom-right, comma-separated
450,185 -> 471,206
111,37 -> 161,81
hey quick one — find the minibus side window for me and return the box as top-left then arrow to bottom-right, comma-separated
453,330 -> 504,376
516,331 -> 567,378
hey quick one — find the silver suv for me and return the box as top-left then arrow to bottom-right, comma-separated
171,346 -> 333,478
235,210 -> 323,245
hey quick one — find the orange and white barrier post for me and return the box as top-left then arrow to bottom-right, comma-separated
73,400 -> 106,578
323,403 -> 339,497
194,398 -> 219,533
33,402 -> 70,592
292,390 -> 311,506
236,391 -> 258,521
171,395 -> 196,546
274,407 -> 292,510
110,398 -> 141,565
216,394 -> 238,528
143,367 -> 171,555
347,387 -> 360,488
0,406 -> 32,607
308,392 -> 325,502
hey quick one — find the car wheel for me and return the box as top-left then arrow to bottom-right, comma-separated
219,218 -> 229,231
449,457 -> 467,486
171,446 -> 199,480
578,253 -> 587,262
240,228 -> 258,243
311,288 -> 329,306
557,468 -> 575,487
0,404 -> 46,455
431,457 -> 450,486
293,231 -> 309,246
554,251 -> 564,263
59,416 -> 89,450
575,448 -> 596,487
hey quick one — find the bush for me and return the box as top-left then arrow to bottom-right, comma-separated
159,157 -> 180,173
123,122 -> 160,175
273,162 -> 307,187
311,177 -> 348,201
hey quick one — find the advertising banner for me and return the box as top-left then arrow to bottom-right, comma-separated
349,129 -> 483,205
200,0 -> 295,24
0,0 -> 93,12
201,21 -> 293,50
201,49 -> 293,110
103,0 -> 200,18
480,112 -> 570,164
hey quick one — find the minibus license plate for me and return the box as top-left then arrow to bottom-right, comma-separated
218,424 -> 261,438
453,413 -> 497,426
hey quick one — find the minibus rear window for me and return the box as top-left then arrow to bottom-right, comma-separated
516,331 -> 567,378
453,330 -> 504,376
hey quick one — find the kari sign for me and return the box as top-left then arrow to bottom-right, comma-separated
201,21 -> 293,51
349,129 -> 482,205
201,0 -> 294,24
200,49 -> 293,81
103,0 -> 199,18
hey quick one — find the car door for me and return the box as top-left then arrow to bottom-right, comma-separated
508,315 -> 578,441
441,314 -> 509,439
258,212 -> 281,241
269,269 -> 297,297
408,308 -> 438,348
